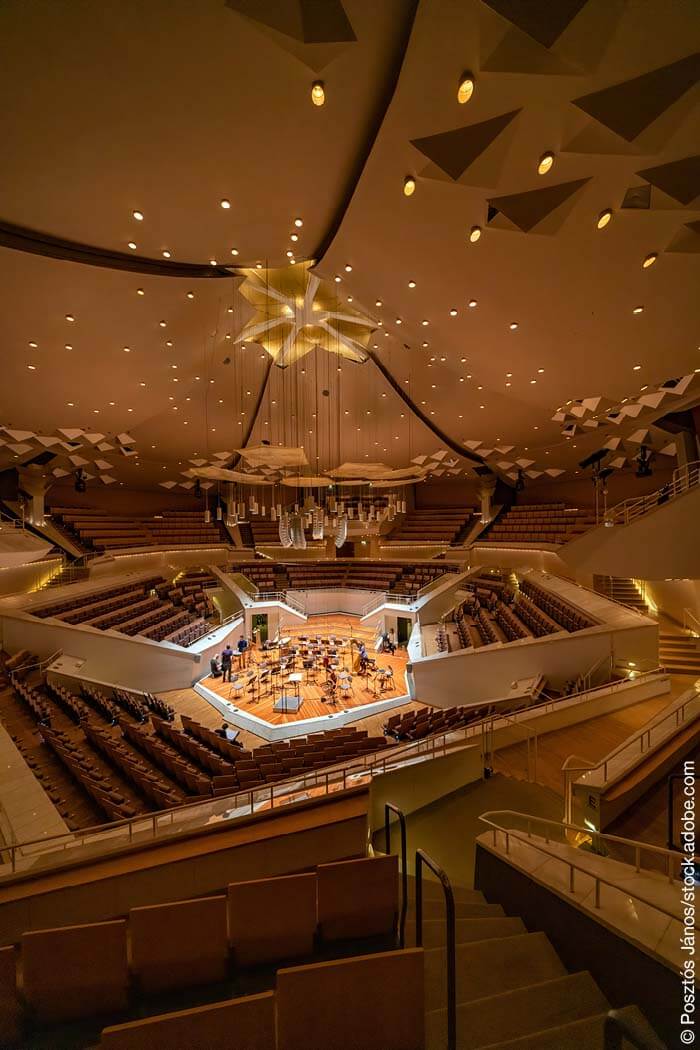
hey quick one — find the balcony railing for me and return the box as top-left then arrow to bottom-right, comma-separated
605,459 -> 700,527
252,590 -> 306,615
360,592 -> 414,616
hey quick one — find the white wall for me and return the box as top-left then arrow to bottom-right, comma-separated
0,556 -> 63,597
287,588 -> 380,616
410,622 -> 658,707
468,544 -> 577,581
643,578 -> 700,629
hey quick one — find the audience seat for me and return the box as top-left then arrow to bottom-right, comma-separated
129,896 -> 228,993
317,855 -> 398,941
228,872 -> 317,967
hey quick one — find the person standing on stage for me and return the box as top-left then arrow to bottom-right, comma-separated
221,644 -> 234,683
237,634 -> 249,668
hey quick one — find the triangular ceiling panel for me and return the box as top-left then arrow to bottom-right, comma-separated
410,110 -> 520,181
488,178 -> 591,232
666,219 -> 700,254
481,0 -> 588,48
572,54 -> 700,142
635,155 -> 700,206
481,27 -> 581,76
225,0 -> 355,43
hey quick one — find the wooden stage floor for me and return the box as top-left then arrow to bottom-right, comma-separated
199,614 -> 410,726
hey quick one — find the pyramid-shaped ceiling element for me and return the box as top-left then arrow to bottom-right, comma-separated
410,110 -> 520,181
481,0 -> 588,48
488,178 -> 591,232
572,54 -> 700,143
636,155 -> 700,206
667,219 -> 700,254
225,0 -> 355,43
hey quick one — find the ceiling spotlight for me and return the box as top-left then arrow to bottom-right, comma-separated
294,218 -> 303,228
449,308 -> 458,316
132,210 -> 144,221
597,209 -> 613,229
311,80 -> 325,106
469,226 -> 481,243
344,264 -> 352,272
127,242 -> 137,250
290,233 -> 298,242
286,250 -> 294,258
633,306 -> 644,314
136,288 -> 145,295
65,313 -> 75,322
220,199 -> 231,209
28,341 -> 37,348
457,72 -> 475,104
537,151 -> 555,175
209,259 -> 217,266
186,291 -> 194,300
408,280 -> 416,289
509,322 -> 519,330
403,175 -> 416,197
231,248 -> 239,256
334,275 -> 341,283
642,252 -> 658,268
633,364 -> 641,370
375,299 -> 382,307
162,250 -> 171,258
468,299 -> 477,308
159,320 -> 167,327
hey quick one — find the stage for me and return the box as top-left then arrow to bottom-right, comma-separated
195,614 -> 412,740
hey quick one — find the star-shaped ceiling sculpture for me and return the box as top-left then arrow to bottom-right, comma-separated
236,261 -> 375,367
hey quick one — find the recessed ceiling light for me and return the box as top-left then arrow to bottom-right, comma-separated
132,210 -> 144,221
642,252 -> 658,268
633,306 -> 644,314
159,320 -> 167,327
509,322 -> 518,330
457,73 -> 474,104
408,280 -> 416,289
165,340 -> 173,347
27,364 -> 36,370
67,402 -> 74,407
230,248 -> 239,257
220,199 -> 231,209
395,318 -> 402,325
633,364 -> 641,370
530,379 -> 537,384
334,275 -> 341,283
375,299 -> 382,307
65,344 -> 72,350
537,151 -> 555,175
311,80 -> 325,106
186,291 -> 194,300
123,346 -> 131,353
28,341 -> 37,348
286,250 -> 294,258
210,259 -> 217,266
128,242 -> 137,250
506,372 -> 512,377
162,250 -> 171,259
290,234 -> 298,242
65,314 -> 75,322
403,176 -> 416,197
537,368 -> 544,373
469,226 -> 481,243
344,264 -> 352,273
468,299 -> 477,308
421,319 -> 429,326
294,218 -> 303,228
449,308 -> 458,316
137,288 -> 145,296
597,209 -> 613,229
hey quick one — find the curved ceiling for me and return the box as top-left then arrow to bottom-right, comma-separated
0,0 -> 699,493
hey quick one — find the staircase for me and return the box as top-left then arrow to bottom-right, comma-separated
407,876 -> 653,1048
273,564 -> 291,590
659,632 -> 700,675
593,575 -> 648,613
36,561 -> 90,590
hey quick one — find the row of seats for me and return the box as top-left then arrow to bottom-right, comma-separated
0,856 -> 398,1042
50,507 -> 230,552
482,503 -> 596,545
83,722 -> 185,810
122,721 -> 213,798
32,577 -> 162,620
389,506 -> 473,544
384,703 -> 489,740
520,578 -> 597,632
39,726 -> 144,821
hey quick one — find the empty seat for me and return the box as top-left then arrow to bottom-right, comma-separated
228,873 -> 317,967
317,855 -> 397,941
129,895 -> 228,992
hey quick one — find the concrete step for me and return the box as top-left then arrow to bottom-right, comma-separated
406,878 -> 485,905
424,971 -> 609,1050
424,932 -> 566,1012
414,899 -> 507,920
479,1005 -> 653,1049
406,916 -> 525,948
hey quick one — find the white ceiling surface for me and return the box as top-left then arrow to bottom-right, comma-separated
0,0 -> 699,493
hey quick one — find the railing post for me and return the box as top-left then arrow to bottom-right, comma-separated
384,804 -> 408,949
415,849 -> 456,1050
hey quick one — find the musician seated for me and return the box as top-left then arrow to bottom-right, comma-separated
324,668 -> 338,700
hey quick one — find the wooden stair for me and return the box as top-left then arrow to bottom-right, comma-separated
593,575 -> 648,614
659,632 -> 700,675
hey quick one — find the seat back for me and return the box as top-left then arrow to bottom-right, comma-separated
129,895 -> 228,992
228,873 -> 317,967
317,855 -> 397,941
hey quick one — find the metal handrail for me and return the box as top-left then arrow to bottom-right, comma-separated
603,1009 -> 666,1049
253,590 -> 306,615
606,459 -> 700,527
682,608 -> 700,636
9,649 -> 63,677
361,592 -> 414,616
564,687 -> 699,786
384,803 -> 408,949
478,811 -> 688,899
415,849 -> 456,1050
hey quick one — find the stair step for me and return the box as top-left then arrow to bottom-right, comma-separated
479,1005 -> 653,1049
424,971 -> 609,1050
407,880 -> 486,905
416,900 -> 506,920
406,916 -> 525,948
424,932 -> 566,1012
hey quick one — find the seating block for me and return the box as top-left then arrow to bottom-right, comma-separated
129,895 -> 228,992
228,872 -> 317,967
317,855 -> 397,941
22,919 -> 128,1023
276,948 -> 424,1050
98,991 -> 275,1050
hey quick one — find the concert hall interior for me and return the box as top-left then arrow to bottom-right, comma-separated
0,2 -> 698,1048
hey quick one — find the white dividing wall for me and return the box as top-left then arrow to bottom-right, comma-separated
287,588 -> 380,616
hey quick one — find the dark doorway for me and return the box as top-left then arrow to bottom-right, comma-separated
397,616 -> 412,646
252,612 -> 268,645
